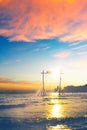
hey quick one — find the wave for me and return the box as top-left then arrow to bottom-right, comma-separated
22,116 -> 87,125
0,116 -> 87,130
0,116 -> 87,125
0,104 -> 26,109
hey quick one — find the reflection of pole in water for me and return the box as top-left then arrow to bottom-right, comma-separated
37,70 -> 49,96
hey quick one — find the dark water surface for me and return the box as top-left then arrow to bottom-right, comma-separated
0,92 -> 87,130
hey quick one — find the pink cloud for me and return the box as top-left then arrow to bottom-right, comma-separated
0,0 -> 87,42
53,50 -> 71,58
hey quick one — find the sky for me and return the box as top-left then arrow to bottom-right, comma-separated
0,0 -> 87,91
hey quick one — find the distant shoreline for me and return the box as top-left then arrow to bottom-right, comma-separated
63,84 -> 87,93
0,84 -> 87,94
0,90 -> 35,94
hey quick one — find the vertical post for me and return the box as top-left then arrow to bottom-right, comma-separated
42,70 -> 44,90
59,74 -> 61,96
40,70 -> 48,96
37,70 -> 50,96
59,72 -> 63,96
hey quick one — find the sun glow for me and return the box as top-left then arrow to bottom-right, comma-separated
51,68 -> 60,79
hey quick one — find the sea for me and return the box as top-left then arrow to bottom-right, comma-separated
0,92 -> 87,130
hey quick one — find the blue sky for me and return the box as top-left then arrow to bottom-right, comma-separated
0,0 -> 87,90
0,35 -> 87,90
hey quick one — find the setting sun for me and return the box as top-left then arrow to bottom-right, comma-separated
52,68 -> 60,78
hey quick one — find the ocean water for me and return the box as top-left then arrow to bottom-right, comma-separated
0,92 -> 87,130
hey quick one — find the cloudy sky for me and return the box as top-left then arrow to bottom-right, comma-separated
0,0 -> 87,91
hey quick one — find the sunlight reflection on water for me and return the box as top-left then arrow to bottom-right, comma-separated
46,93 -> 65,119
51,104 -> 61,118
47,125 -> 71,130
47,98 -> 63,118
